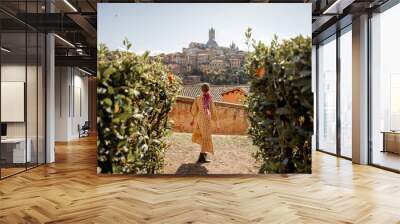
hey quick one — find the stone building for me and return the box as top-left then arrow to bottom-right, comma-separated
221,87 -> 248,104
160,27 -> 247,82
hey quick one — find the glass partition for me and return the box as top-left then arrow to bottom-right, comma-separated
38,32 -> 45,165
0,2 -> 46,179
1,31 -> 28,177
312,45 -> 317,151
370,4 -> 400,171
339,26 -> 352,158
27,30 -> 38,169
317,35 -> 337,154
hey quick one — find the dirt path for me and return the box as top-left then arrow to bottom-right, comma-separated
164,132 -> 260,174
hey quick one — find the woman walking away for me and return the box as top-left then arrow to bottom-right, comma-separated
190,83 -> 220,163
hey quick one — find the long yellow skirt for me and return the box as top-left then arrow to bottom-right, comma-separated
192,115 -> 214,154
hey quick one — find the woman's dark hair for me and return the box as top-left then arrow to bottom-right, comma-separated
201,83 -> 210,93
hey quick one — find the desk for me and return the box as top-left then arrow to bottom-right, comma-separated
382,131 -> 400,154
1,138 -> 31,163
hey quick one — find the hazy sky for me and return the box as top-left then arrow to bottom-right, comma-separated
98,3 -> 311,54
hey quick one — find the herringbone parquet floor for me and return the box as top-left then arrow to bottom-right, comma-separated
1,136 -> 400,224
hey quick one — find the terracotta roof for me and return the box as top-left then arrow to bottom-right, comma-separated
179,85 -> 249,102
221,87 -> 249,96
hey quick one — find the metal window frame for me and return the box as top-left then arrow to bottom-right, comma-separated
0,0 -> 48,180
315,0 -> 400,172
367,0 -> 400,173
315,22 -> 353,162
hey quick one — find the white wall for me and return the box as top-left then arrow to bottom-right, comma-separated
1,63 -> 46,164
71,73 -> 89,138
1,65 -> 39,138
1,65 -> 26,139
55,66 -> 70,141
55,67 -> 89,141
1,64 -> 26,81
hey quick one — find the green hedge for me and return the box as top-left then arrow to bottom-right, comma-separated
97,40 -> 181,174
245,30 -> 313,173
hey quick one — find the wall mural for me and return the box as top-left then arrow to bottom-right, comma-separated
97,3 -> 312,174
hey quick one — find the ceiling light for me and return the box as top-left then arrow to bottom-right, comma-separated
78,67 -> 93,76
323,0 -> 354,15
63,0 -> 78,12
1,47 -> 11,53
54,34 -> 75,48
76,48 -> 85,55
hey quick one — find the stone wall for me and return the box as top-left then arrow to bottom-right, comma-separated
169,96 -> 248,135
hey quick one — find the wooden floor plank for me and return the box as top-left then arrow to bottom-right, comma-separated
0,136 -> 399,223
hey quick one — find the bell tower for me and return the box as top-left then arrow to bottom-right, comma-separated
209,27 -> 215,41
206,27 -> 218,48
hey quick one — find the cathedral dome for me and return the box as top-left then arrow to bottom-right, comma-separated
206,39 -> 218,48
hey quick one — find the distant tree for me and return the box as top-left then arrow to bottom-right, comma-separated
198,67 -> 249,85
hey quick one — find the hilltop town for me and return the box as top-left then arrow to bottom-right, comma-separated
155,28 -> 248,85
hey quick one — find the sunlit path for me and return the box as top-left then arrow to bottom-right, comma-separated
164,132 -> 260,174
